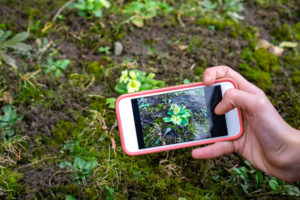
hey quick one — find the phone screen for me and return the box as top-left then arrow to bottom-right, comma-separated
131,85 -> 228,149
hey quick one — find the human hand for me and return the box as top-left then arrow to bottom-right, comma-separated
192,66 -> 300,182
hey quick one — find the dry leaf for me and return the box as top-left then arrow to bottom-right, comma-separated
279,41 -> 298,48
178,45 -> 188,51
111,137 -> 116,150
256,39 -> 284,56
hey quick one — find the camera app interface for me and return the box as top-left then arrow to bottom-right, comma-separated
132,85 -> 228,149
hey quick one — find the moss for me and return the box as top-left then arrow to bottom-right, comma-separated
292,70 -> 300,85
86,61 -> 104,77
187,36 -> 203,54
242,48 -> 279,73
239,63 -> 272,91
0,168 -> 23,199
196,18 -> 258,42
293,22 -> 300,40
271,24 -> 294,41
52,120 -> 79,143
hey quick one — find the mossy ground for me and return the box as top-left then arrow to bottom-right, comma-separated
0,0 -> 299,199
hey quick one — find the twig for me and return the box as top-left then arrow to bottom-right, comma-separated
109,120 -> 118,134
16,157 -> 56,170
49,170 -> 71,186
52,0 -> 75,23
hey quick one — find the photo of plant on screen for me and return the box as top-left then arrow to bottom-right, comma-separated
137,88 -> 211,148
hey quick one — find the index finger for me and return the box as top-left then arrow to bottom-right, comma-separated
203,66 -> 262,94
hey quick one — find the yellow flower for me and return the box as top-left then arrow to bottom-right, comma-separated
120,70 -> 129,84
171,116 -> 182,125
127,79 -> 141,93
173,105 -> 181,115
129,70 -> 137,79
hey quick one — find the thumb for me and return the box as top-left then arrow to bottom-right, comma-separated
215,88 -> 256,115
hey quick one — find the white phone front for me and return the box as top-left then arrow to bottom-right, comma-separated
116,79 -> 243,156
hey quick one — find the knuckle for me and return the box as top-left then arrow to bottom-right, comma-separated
256,96 -> 268,108
224,89 -> 237,99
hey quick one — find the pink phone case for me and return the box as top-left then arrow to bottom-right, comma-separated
115,78 -> 243,156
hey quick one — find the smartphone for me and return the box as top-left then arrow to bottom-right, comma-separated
116,78 -> 243,156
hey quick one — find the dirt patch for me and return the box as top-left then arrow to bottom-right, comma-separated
122,19 -> 248,84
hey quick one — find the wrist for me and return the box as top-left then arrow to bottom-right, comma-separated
282,129 -> 300,181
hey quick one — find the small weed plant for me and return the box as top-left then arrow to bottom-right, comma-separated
44,57 -> 70,77
60,156 -> 98,184
232,160 -> 300,196
201,0 -> 244,21
98,46 -> 111,55
123,0 -> 173,27
115,69 -> 165,94
0,29 -> 31,68
163,104 -> 191,126
70,0 -> 111,18
0,105 -> 23,139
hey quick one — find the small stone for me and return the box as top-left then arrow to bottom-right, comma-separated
114,41 -> 123,56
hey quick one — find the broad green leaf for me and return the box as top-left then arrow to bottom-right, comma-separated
244,160 -> 252,168
6,42 -> 31,52
6,32 -> 29,44
84,159 -> 98,171
106,98 -> 116,109
75,156 -> 86,170
59,161 -> 72,169
55,69 -> 62,77
100,0 -> 110,8
59,59 -> 71,70
181,117 -> 188,126
269,179 -> 279,191
2,53 -> 17,68
239,166 -> 248,180
163,117 -> 172,122
93,10 -> 102,17
66,195 -> 76,200
183,78 -> 190,84
283,185 -> 300,196
4,128 -> 14,137
255,171 -> 263,185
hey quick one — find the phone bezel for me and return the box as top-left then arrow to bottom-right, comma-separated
116,78 -> 243,156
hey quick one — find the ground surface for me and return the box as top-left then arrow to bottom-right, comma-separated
0,0 -> 299,199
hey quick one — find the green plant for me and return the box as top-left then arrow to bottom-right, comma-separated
0,29 -> 31,68
106,185 -> 114,200
44,57 -> 70,77
98,46 -> 111,55
59,156 -> 98,184
201,0 -> 244,21
66,194 -> 76,200
60,140 -> 81,154
115,69 -> 165,94
105,98 -> 116,109
0,105 -> 23,139
69,0 -> 111,18
232,160 -> 300,196
163,104 -> 191,126
123,0 -> 173,27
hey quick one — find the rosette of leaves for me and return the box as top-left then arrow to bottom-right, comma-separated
201,0 -> 244,21
0,29 -> 31,68
0,105 -> 24,139
44,57 -> 70,77
69,0 -> 111,18
123,0 -> 173,27
115,69 -> 165,94
163,104 -> 191,127
59,156 -> 98,184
